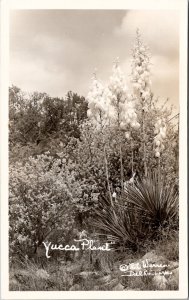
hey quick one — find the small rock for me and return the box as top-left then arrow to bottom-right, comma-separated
172,267 -> 179,278
167,261 -> 179,271
125,288 -> 141,291
142,250 -> 157,260
152,275 -> 167,290
93,285 -> 100,290
66,265 -> 82,273
78,271 -> 97,279
36,269 -> 49,280
167,267 -> 179,289
69,284 -> 80,291
142,251 -> 168,265
97,277 -> 119,289
113,283 -> 125,290
9,278 -> 19,286
106,278 -> 120,289
98,274 -> 112,285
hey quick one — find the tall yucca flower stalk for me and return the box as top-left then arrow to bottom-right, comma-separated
131,29 -> 152,177
86,72 -> 114,207
154,118 -> 167,179
107,58 -> 128,191
107,58 -> 140,190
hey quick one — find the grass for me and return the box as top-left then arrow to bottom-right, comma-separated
9,227 -> 179,291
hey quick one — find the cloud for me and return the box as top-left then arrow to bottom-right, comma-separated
151,55 -> 179,109
10,55 -> 68,97
114,10 -> 179,110
10,10 -> 179,110
114,10 -> 179,56
10,10 -> 128,98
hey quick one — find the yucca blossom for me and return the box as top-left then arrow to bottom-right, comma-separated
86,72 -> 110,128
131,29 -> 152,111
154,119 -> 167,157
107,58 -> 140,130
131,29 -> 152,176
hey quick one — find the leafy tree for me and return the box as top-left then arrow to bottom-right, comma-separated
9,86 -> 88,161
9,86 -> 48,146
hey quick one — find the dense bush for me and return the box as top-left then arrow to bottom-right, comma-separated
9,154 -> 82,257
9,86 -> 88,157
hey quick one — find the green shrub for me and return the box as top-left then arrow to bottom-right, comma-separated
9,153 -> 82,257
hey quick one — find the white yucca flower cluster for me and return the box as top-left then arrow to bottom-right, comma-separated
131,30 -> 151,112
108,58 -> 127,105
120,98 -> 140,131
154,119 -> 167,157
108,58 -> 140,130
87,74 -> 109,125
87,58 -> 140,132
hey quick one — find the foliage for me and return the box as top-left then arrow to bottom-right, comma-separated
93,170 -> 178,251
123,171 -> 179,230
9,86 -> 48,146
9,86 -> 88,157
64,101 -> 178,219
153,228 -> 179,261
9,30 -> 179,264
93,193 -> 153,251
63,122 -> 106,223
9,153 -> 82,256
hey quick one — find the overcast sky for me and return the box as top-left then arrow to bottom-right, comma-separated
10,10 -> 179,110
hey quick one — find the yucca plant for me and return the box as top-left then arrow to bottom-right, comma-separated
123,170 -> 179,232
94,171 -> 178,251
93,193 -> 153,252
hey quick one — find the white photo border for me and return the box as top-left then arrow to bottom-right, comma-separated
0,0 -> 188,299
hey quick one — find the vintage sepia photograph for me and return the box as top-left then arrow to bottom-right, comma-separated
0,0 -> 188,299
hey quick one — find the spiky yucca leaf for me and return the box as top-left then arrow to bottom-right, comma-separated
94,194 -> 153,251
123,171 -> 179,229
94,172 -> 178,251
